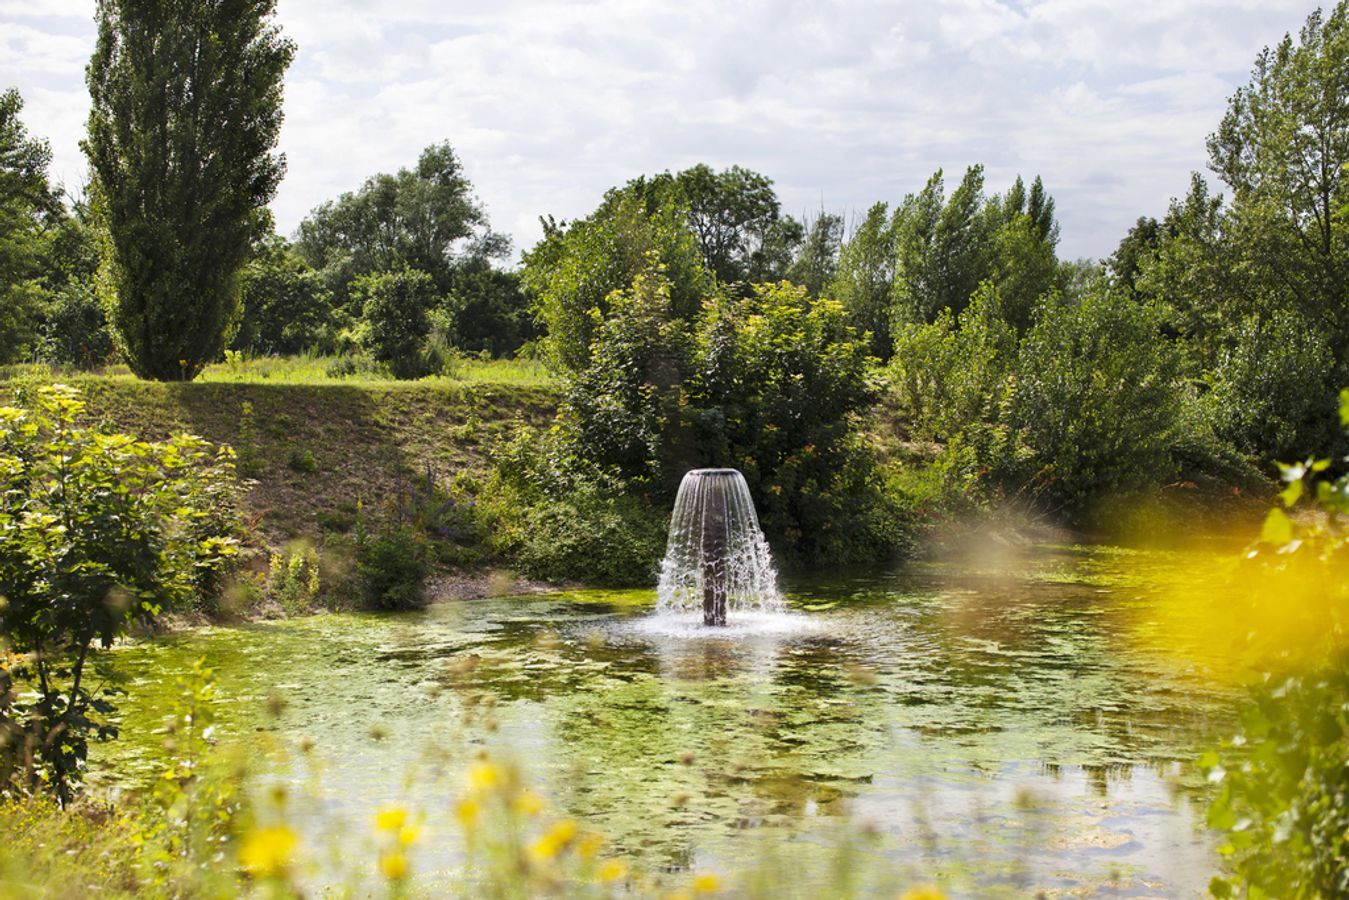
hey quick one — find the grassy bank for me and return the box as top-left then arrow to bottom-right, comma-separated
6,368 -> 558,549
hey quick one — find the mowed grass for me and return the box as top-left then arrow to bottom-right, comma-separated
1,369 -> 559,546
4,354 -> 555,388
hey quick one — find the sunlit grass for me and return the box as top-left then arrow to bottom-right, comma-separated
0,354 -> 555,388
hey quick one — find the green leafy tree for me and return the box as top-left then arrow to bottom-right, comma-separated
84,0 -> 294,381
0,385 -> 239,802
1207,2 -> 1349,346
522,184 -> 710,372
446,264 -> 538,358
352,268 -> 441,379
829,203 -> 897,359
231,235 -> 331,356
892,166 -> 992,325
0,88 -> 60,364
787,211 -> 843,297
295,142 -> 503,308
1006,287 -> 1185,510
632,163 -> 803,287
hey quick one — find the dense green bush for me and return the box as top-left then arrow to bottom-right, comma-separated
1005,288 -> 1185,510
355,522 -> 429,611
1204,390 -> 1349,898
1206,310 -> 1339,460
0,385 -> 239,801
232,235 -> 331,357
352,268 -> 441,379
890,281 -> 1015,442
513,492 -> 667,587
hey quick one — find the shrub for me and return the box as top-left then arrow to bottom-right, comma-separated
266,546 -> 320,614
513,492 -> 667,587
1003,289 -> 1185,511
0,385 -> 239,801
1206,310 -> 1339,460
1204,390 -> 1349,898
356,522 -> 429,611
352,268 -> 440,379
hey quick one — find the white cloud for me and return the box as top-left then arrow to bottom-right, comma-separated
0,0 -> 1323,260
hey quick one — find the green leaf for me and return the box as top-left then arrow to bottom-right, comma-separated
1279,479 -> 1303,507
1261,507 -> 1293,545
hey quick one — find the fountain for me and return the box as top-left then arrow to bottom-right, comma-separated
656,468 -> 783,626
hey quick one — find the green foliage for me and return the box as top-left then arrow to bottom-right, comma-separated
447,264 -> 538,358
829,202 -> 897,359
1206,310 -> 1339,459
352,268 -> 442,379
890,281 -> 1016,442
0,385 -> 239,801
1005,288 -> 1184,510
295,142 -> 502,310
786,211 -> 843,297
1204,390 -> 1349,898
266,547 -> 320,614
355,524 -> 429,612
84,0 -> 295,381
512,491 -> 667,587
232,235 -> 331,357
0,87 -> 60,365
522,183 -> 710,372
632,163 -> 804,287
1207,2 -> 1349,343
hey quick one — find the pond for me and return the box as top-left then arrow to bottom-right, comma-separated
90,541 -> 1240,896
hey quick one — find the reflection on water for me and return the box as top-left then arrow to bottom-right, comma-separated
91,543 -> 1236,896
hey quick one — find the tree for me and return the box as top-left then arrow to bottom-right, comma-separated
295,142 -> 503,309
353,268 -> 442,379
84,0 -> 295,381
787,211 -> 843,297
231,235 -> 330,356
521,184 -> 710,372
1206,2 -> 1349,346
0,88 -> 60,364
446,263 -> 538,358
631,164 -> 803,287
0,385 -> 239,802
829,203 -> 897,359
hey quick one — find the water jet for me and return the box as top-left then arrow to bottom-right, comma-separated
657,469 -> 782,625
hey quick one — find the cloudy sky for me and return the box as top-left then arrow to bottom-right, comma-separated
0,0 -> 1322,261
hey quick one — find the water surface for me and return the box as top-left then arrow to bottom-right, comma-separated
92,542 -> 1238,896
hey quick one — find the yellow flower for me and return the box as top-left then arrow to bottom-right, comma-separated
549,818 -> 578,845
899,888 -> 946,900
398,824 -> 422,847
514,790 -> 545,816
598,859 -> 628,882
239,825 -> 298,878
467,760 -> 503,793
530,833 -> 562,861
455,798 -> 481,828
692,873 -> 721,894
375,805 -> 407,833
380,850 -> 409,881
576,831 -> 604,860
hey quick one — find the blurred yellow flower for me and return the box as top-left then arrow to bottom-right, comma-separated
398,824 -> 422,847
239,825 -> 298,878
549,818 -> 578,844
375,806 -> 407,833
467,760 -> 503,793
455,798 -> 480,828
577,831 -> 604,860
599,859 -> 628,882
514,790 -> 545,816
692,872 -> 721,893
899,887 -> 946,900
380,850 -> 409,880
529,818 -> 579,861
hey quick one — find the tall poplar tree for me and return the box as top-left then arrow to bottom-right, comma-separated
84,0 -> 294,380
